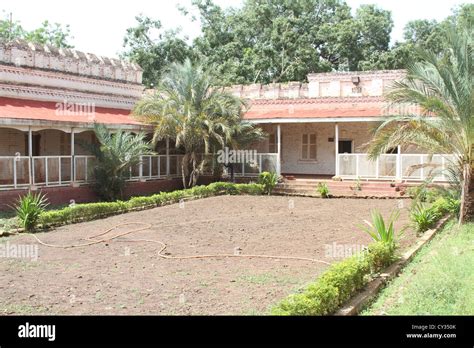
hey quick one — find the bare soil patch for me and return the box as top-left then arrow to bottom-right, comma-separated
0,196 -> 414,315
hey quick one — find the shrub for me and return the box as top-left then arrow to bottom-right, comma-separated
258,172 -> 279,195
271,241 -> 395,315
37,182 -> 264,228
431,197 -> 460,217
410,202 -> 439,234
317,182 -> 330,198
14,192 -> 49,231
359,210 -> 400,247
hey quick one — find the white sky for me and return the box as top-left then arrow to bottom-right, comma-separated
2,0 -> 472,58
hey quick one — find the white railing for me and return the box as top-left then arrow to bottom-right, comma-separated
130,155 -> 184,181
337,153 -> 456,181
230,153 -> 279,177
0,156 -> 31,189
0,153 -> 278,190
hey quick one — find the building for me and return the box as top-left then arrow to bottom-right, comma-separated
0,40 -> 185,208
0,40 -> 452,208
231,71 -> 452,181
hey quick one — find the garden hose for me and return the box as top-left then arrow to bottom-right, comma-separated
28,222 -> 331,265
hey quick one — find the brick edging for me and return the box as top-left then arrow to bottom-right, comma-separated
334,215 -> 451,316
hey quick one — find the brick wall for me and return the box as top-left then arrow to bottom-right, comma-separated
0,178 -> 185,211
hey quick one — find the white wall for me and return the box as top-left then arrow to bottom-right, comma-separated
252,122 -> 378,175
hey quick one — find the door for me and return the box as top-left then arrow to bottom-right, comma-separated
338,140 -> 353,153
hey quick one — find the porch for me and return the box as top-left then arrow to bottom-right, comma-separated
252,121 -> 454,182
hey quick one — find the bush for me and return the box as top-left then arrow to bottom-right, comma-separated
271,241 -> 395,315
359,210 -> 400,247
431,197 -> 460,217
14,192 -> 49,231
317,182 -> 330,198
410,202 -> 440,234
258,172 -> 279,195
38,182 -> 264,228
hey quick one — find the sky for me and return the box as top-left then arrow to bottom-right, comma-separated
2,0 -> 471,58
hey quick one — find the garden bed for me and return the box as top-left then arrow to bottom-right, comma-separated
0,196 -> 415,315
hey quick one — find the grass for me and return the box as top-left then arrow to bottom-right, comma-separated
362,220 -> 474,315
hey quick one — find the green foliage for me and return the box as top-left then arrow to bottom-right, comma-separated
367,24 -> 473,223
0,11 -> 73,47
121,15 -> 195,87
406,185 -> 441,203
363,222 -> 474,315
258,171 -> 279,195
14,192 -> 49,231
79,124 -> 153,201
359,210 -> 400,247
38,182 -> 263,228
271,241 -> 395,315
316,182 -> 330,198
432,197 -> 461,217
133,59 -> 264,188
409,202 -> 440,234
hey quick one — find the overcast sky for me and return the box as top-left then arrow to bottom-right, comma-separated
2,0 -> 471,58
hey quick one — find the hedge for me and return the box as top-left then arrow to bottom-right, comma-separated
271,241 -> 396,315
38,182 -> 264,228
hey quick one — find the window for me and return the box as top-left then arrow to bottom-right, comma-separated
301,133 -> 317,160
269,133 -> 276,153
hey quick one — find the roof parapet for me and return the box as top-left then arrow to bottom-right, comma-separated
0,39 -> 143,84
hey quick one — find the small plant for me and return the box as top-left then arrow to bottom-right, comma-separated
410,202 -> 439,234
258,171 -> 279,195
14,192 -> 49,231
354,177 -> 362,191
359,209 -> 400,248
317,182 -> 330,198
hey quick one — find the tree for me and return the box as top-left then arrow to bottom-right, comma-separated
133,59 -> 264,187
121,14 -> 195,87
191,0 -> 394,84
0,12 -> 73,48
366,26 -> 473,223
79,124 -> 153,201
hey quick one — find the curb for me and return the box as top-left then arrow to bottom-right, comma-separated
335,215 -> 451,316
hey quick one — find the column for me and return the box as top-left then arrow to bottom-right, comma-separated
166,137 -> 170,177
71,128 -> 75,183
335,123 -> 339,176
276,124 -> 281,175
28,127 -> 33,187
396,145 -> 402,180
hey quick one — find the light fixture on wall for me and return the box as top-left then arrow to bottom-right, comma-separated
351,76 -> 360,85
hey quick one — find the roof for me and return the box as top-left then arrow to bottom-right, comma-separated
243,96 -> 386,121
0,97 -> 142,127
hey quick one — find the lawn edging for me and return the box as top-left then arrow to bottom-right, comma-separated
270,241 -> 397,315
334,215 -> 451,316
2,182 -> 264,234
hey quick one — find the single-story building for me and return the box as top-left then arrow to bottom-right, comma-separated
0,40 -> 452,207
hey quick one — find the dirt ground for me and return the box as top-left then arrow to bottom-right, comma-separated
0,196 -> 415,315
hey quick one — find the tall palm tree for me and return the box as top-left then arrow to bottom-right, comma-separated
133,59 -> 264,187
79,123 -> 153,201
367,27 -> 473,223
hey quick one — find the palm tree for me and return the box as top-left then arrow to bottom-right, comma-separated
133,59 -> 264,187
79,123 -> 153,201
367,27 -> 473,223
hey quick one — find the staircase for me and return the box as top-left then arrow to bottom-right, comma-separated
273,178 -> 406,198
